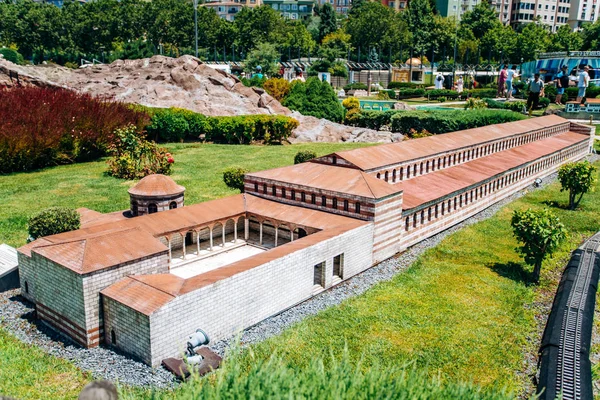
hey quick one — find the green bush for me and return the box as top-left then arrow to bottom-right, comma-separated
387,81 -> 422,89
438,96 -> 447,103
294,150 -> 317,164
241,76 -> 267,88
343,82 -> 368,91
28,207 -> 80,241
0,48 -> 25,64
146,108 -> 189,142
144,108 -> 297,144
484,98 -> 526,112
348,110 -> 398,130
283,78 -> 344,123
465,88 -> 497,99
390,109 -> 526,134
223,167 -> 248,192
397,88 -> 426,98
538,97 -> 550,108
427,89 -> 459,99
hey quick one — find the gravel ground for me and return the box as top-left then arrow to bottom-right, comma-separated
0,154 -> 596,389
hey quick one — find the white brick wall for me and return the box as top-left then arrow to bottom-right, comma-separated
106,223 -> 374,366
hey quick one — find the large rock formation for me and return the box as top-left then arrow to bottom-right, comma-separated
0,55 -> 397,143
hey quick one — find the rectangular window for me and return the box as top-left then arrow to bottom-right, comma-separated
311,194 -> 316,204
314,262 -> 325,286
291,190 -> 296,200
321,196 -> 327,206
355,202 -> 360,214
333,198 -> 338,209
343,199 -> 349,211
301,192 -> 306,202
272,186 -> 276,196
282,187 -> 286,198
333,254 -> 344,278
263,184 -> 267,194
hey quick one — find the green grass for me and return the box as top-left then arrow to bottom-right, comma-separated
0,142 -> 372,247
0,328 -> 90,399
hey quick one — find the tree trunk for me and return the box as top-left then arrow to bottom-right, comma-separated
569,191 -> 576,210
532,261 -> 542,284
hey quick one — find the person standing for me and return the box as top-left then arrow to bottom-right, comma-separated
435,72 -> 444,89
576,65 -> 590,104
505,65 -> 519,100
456,76 -> 464,95
527,73 -> 545,116
555,65 -> 570,105
498,65 -> 508,97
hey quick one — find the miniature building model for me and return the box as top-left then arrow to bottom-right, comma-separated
128,174 -> 185,216
17,116 -> 594,366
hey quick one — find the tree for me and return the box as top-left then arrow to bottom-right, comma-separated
318,3 -> 337,43
549,24 -> 583,52
515,21 -> 551,62
233,5 -> 286,54
284,21 -> 316,57
581,21 -> 600,51
400,0 -> 433,54
294,151 -> 317,164
480,25 -> 518,63
120,39 -> 154,60
282,77 -> 344,123
511,208 -> 567,284
244,42 -> 280,77
558,161 -> 597,210
460,2 -> 501,40
223,167 -> 248,193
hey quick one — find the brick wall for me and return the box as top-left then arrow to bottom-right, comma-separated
371,193 -> 404,263
102,296 -> 152,364
107,223 -> 374,366
82,253 -> 169,347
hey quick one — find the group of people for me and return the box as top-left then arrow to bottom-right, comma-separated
498,64 -> 592,116
434,72 -> 465,94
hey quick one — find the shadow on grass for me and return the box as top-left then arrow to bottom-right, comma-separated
488,261 -> 532,285
541,200 -> 570,210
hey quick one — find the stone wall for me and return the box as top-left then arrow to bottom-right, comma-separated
102,296 -> 152,364
82,253 -> 169,347
131,194 -> 184,216
106,223 -> 374,366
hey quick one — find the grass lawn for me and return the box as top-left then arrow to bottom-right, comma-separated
0,142 -> 372,248
0,328 -> 90,399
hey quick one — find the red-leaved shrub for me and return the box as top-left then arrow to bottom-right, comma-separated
0,87 -> 149,173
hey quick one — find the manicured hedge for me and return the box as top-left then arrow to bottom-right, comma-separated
28,207 -> 80,241
397,88 -> 426,98
146,107 -> 298,144
343,82 -> 368,91
387,82 -> 423,89
349,110 -> 399,130
426,89 -> 460,99
389,109 -> 526,134
565,84 -> 600,100
466,88 -> 498,99
484,98 -> 527,112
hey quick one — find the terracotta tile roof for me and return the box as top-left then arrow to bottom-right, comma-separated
400,130 -> 588,210
247,162 -> 401,199
33,228 -> 168,274
325,115 -> 569,171
101,277 -> 175,316
101,199 -> 368,315
128,174 -> 185,197
78,208 -> 129,229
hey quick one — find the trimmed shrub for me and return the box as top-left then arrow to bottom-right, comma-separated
263,78 -> 291,102
145,108 -> 297,144
283,78 -> 344,123
342,97 -> 360,110
397,88 -> 426,98
294,150 -> 317,164
106,125 -> 173,180
0,87 -> 149,173
427,89 -> 459,99
484,98 -> 526,112
348,110 -> 398,130
390,109 -> 526,134
28,207 -> 80,241
465,88 -> 497,99
464,98 -> 488,110
223,167 -> 248,192
539,97 -> 550,108
343,82 -> 368,91
146,108 -> 189,142
387,81 -> 422,89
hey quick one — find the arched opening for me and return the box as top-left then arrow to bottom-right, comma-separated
332,156 -> 337,165
148,203 -> 158,214
169,201 -> 177,210
131,201 -> 138,216
297,228 -> 307,238
355,202 -> 361,214
332,198 -> 338,209
24,281 -> 29,294
212,223 -> 224,247
224,219 -> 236,245
111,329 -> 116,345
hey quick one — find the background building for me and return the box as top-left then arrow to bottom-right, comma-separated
510,0 -> 571,32
203,0 -> 262,21
568,0 -> 599,29
264,0 -> 315,19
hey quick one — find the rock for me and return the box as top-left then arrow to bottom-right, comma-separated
78,381 -> 118,400
393,101 -> 416,110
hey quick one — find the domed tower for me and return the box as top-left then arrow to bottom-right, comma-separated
128,174 -> 185,217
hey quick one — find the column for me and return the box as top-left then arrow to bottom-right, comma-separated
244,219 -> 249,240
290,229 -> 294,242
167,238 -> 172,269
259,222 -> 263,245
196,231 -> 200,254
274,226 -> 278,247
209,229 -> 213,251
222,225 -> 226,247
182,233 -> 186,260
234,221 -> 238,243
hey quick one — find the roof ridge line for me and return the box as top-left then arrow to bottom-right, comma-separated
129,274 -> 180,298
360,171 -> 379,199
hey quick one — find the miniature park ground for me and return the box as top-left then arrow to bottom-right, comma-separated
1,140 -> 600,399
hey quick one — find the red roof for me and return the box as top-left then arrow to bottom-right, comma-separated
324,115 -> 569,171
128,174 -> 185,197
247,162 -> 401,199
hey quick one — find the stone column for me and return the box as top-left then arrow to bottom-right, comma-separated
209,229 -> 213,251
182,233 -> 186,260
244,219 -> 249,240
167,237 -> 172,270
259,222 -> 263,246
274,226 -> 278,247
222,225 -> 226,247
196,231 -> 200,254
234,221 -> 238,243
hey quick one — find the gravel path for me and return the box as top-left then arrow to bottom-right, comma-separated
1,154 -> 596,388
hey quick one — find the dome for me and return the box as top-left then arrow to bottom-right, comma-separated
128,174 -> 185,197
406,57 -> 422,66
